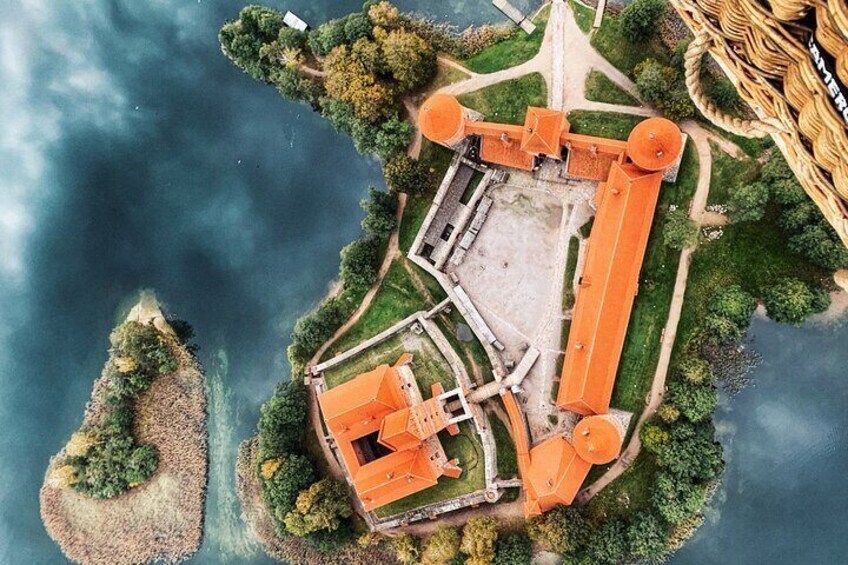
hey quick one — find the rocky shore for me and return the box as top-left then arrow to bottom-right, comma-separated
40,297 -> 208,565
235,438 -> 399,565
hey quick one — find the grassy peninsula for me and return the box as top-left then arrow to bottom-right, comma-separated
40,294 -> 207,565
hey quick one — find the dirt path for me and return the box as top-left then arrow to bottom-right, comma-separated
576,121 -> 714,503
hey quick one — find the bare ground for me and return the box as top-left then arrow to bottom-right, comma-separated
40,327 -> 207,565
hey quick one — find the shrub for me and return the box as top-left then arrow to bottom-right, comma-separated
678,356 -> 714,385
621,0 -> 666,43
580,518 -> 628,565
657,403 -> 680,423
764,277 -> 830,325
789,223 -> 848,271
641,423 -> 670,454
663,208 -> 699,250
728,181 -> 769,223
634,59 -> 695,121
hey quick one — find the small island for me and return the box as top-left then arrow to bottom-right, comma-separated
40,293 -> 207,565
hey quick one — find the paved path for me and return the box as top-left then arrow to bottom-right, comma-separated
576,120 -> 714,503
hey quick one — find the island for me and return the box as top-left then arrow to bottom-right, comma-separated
40,293 -> 207,565
220,1 -> 848,564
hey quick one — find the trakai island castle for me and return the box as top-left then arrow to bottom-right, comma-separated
668,0 -> 848,246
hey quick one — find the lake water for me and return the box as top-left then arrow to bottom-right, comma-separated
0,1 -> 844,564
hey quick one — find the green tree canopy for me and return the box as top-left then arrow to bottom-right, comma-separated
626,512 -> 668,560
764,277 -> 830,325
384,154 -> 430,194
728,181 -> 769,223
361,187 -> 398,237
656,422 -> 724,481
663,208 -> 699,250
257,380 -> 309,457
579,518 -> 628,565
789,223 -> 848,271
339,237 -> 380,292
284,478 -> 353,536
263,453 -> 315,527
651,471 -> 707,524
381,28 -> 437,91
707,285 -> 756,329
621,0 -> 666,43
666,381 -> 717,423
527,506 -> 588,555
493,531 -> 532,565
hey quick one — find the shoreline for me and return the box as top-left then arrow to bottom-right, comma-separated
235,438 -> 398,565
39,300 -> 208,565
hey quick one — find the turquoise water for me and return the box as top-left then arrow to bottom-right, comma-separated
0,1 -> 845,564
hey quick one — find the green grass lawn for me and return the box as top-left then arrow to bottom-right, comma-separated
703,124 -> 774,159
321,259 -> 436,360
585,452 -> 659,520
434,309 -> 495,384
570,0 -> 595,33
322,329 -> 455,393
463,5 -> 551,73
563,236 -> 580,309
590,10 -> 671,76
584,70 -> 641,106
610,141 -> 699,416
490,413 -> 518,478
400,142 -> 454,254
373,420 -> 487,517
707,141 -> 762,205
430,61 -> 469,90
458,73 -> 547,124
566,110 -> 646,141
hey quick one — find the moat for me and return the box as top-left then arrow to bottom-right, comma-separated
0,1 -> 846,563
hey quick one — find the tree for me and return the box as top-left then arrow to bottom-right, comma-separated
219,6 -> 285,81
771,178 -> 807,206
656,422 -> 723,481
284,478 -> 353,536
626,512 -> 668,560
704,314 -> 744,344
761,152 -> 794,183
663,209 -> 699,250
339,237 -> 380,292
384,154 -> 430,194
779,201 -> 819,233
652,472 -> 707,524
640,423 -> 670,454
368,1 -> 401,28
580,518 -> 628,565
344,12 -> 373,43
707,285 -> 756,329
728,181 -> 769,223
374,115 -> 413,160
657,403 -> 680,423
621,0 -> 666,43
461,517 -> 499,565
422,526 -> 461,565
634,59 -> 695,121
361,187 -> 398,237
278,27 -> 307,50
678,356 -> 714,385
764,278 -> 830,325
527,506 -> 588,555
789,223 -> 848,271
394,533 -> 421,564
308,18 -> 347,56
262,454 -> 315,521
257,380 -> 309,457
381,28 -> 437,91
324,44 -> 396,122
493,531 -> 532,565
666,381 -> 717,423
709,78 -> 741,112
